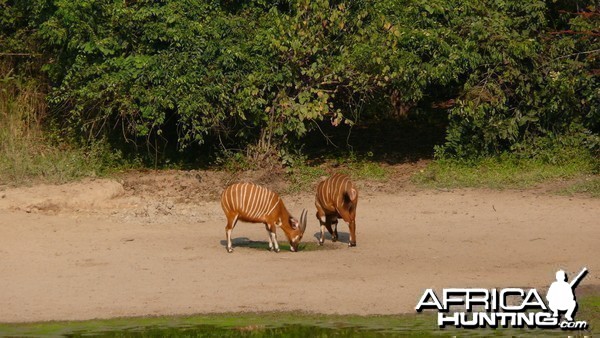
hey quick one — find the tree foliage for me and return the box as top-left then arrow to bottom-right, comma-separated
1,0 -> 598,161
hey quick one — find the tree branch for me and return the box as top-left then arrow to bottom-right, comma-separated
553,48 -> 600,60
0,52 -> 41,57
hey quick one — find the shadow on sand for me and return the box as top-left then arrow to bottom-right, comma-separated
219,237 -> 338,252
312,231 -> 351,245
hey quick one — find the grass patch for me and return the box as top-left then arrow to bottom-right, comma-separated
0,61 -> 129,186
344,160 -> 390,181
285,152 -> 391,193
413,154 -> 597,190
0,139 -> 126,186
285,163 -> 327,193
333,152 -> 391,181
560,177 -> 600,198
285,157 -> 390,193
230,239 -> 329,252
578,295 -> 600,330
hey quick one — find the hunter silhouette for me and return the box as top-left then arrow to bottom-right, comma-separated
546,268 -> 587,321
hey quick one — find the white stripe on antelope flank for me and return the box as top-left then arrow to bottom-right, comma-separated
229,184 -> 236,210
251,186 -> 263,219
247,184 -> 258,218
225,186 -> 232,211
233,183 -> 239,210
243,183 -> 251,204
263,189 -> 273,214
240,184 -> 246,208
220,190 -> 227,212
266,197 -> 280,216
253,187 -> 264,219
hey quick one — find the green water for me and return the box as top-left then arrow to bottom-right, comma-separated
1,314 -> 438,337
1,311 -> 594,337
65,324 -> 430,337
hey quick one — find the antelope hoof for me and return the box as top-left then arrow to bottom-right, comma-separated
348,242 -> 356,247
274,248 -> 280,253
318,240 -> 324,246
331,236 -> 338,242
227,247 -> 234,253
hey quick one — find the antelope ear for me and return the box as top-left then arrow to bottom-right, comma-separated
290,217 -> 299,229
349,188 -> 357,201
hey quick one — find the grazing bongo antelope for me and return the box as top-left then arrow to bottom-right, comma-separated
315,173 -> 358,247
220,182 -> 307,253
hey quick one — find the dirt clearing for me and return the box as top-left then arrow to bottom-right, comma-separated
0,169 -> 598,322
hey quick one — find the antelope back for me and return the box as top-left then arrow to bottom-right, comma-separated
316,173 -> 356,211
221,182 -> 281,221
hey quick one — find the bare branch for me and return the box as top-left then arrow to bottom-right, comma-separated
0,53 -> 41,57
553,48 -> 600,61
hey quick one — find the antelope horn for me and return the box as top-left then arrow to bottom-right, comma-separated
299,209 -> 307,234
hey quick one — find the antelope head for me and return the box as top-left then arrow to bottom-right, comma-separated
288,209 -> 308,252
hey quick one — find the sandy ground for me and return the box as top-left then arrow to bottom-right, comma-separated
0,170 -> 598,323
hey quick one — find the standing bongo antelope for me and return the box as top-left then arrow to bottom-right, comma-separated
220,182 -> 307,253
315,173 -> 358,247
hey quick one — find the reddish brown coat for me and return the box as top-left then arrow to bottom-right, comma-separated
221,182 -> 306,253
315,173 -> 358,246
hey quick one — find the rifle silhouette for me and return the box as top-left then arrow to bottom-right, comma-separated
570,267 -> 588,289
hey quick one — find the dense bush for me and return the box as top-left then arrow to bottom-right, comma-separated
1,0 -> 598,162
440,1 -> 599,158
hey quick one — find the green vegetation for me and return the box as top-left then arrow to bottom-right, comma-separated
560,177 -> 600,198
578,295 -> 600,329
232,239 -> 326,252
414,140 -> 599,190
344,159 -> 390,181
414,155 -> 597,190
1,0 -> 598,186
0,61 -> 130,186
0,135 -> 120,186
0,313 -> 436,337
1,307 -> 596,337
286,163 -> 328,193
285,152 -> 390,192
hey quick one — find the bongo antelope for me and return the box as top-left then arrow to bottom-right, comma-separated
220,182 -> 307,253
315,173 -> 358,247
